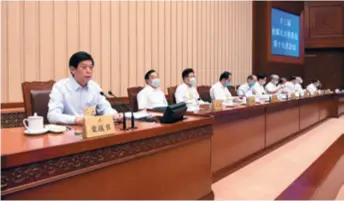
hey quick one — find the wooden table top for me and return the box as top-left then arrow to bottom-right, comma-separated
194,93 -> 335,116
1,113 -> 213,168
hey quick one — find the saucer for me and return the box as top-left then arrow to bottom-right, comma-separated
46,124 -> 67,133
24,128 -> 49,135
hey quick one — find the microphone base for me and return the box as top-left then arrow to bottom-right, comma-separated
129,127 -> 138,130
120,128 -> 131,131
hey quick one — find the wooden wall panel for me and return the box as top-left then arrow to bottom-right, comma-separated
1,1 -> 252,103
90,1 -> 101,83
1,2 -> 9,102
304,49 -> 344,89
100,2 -> 111,91
7,2 -> 23,101
53,1 -> 67,81
79,1 -> 91,52
304,2 -> 344,48
24,2 -> 39,82
136,2 -> 145,89
110,2 -> 121,95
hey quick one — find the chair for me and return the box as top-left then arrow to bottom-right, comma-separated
22,80 -> 55,123
197,85 -> 211,103
227,85 -> 238,96
127,86 -> 143,112
167,86 -> 177,105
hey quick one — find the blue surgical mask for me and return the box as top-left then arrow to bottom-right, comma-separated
151,78 -> 160,88
249,82 -> 255,87
224,81 -> 231,87
189,77 -> 196,86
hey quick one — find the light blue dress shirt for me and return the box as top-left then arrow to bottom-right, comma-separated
47,76 -> 117,124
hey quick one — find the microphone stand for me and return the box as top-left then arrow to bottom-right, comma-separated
108,91 -> 137,130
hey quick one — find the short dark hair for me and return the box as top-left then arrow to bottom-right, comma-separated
144,69 -> 156,80
247,74 -> 254,80
219,71 -> 232,81
257,73 -> 267,80
289,76 -> 297,81
182,68 -> 194,80
279,77 -> 287,84
69,51 -> 94,68
311,79 -> 319,84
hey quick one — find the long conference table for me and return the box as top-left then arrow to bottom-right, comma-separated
1,93 -> 344,200
195,93 -> 344,180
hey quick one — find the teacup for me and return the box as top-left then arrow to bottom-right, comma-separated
23,113 -> 44,131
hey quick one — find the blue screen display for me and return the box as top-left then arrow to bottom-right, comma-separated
271,8 -> 300,58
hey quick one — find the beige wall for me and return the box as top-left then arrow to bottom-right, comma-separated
1,1 -> 252,103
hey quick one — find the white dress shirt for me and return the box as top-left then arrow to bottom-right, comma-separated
252,83 -> 266,96
284,82 -> 296,94
238,83 -> 254,96
47,76 -> 117,124
175,83 -> 201,105
265,82 -> 279,94
210,82 -> 232,101
294,83 -> 304,95
137,85 -> 168,110
306,83 -> 317,95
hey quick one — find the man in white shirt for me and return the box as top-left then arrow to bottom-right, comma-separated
47,51 -> 120,125
237,74 -> 257,97
175,68 -> 204,106
265,74 -> 281,94
252,73 -> 267,96
277,77 -> 288,94
306,79 -> 320,95
295,76 -> 304,95
210,71 -> 232,101
137,69 -> 168,110
284,76 -> 298,94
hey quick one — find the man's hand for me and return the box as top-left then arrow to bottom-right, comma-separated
75,116 -> 85,125
113,113 -> 123,122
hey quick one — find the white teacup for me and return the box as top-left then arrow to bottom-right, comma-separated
23,113 -> 44,131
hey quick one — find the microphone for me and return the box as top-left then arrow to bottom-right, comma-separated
108,90 -> 137,130
100,91 -> 122,125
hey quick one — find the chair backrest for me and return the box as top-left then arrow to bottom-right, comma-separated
227,85 -> 238,96
22,80 -> 55,123
197,85 -> 211,102
167,86 -> 177,105
127,86 -> 143,112
31,90 -> 52,123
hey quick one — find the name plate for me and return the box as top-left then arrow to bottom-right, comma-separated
84,107 -> 96,116
291,93 -> 297,100
212,100 -> 223,111
271,95 -> 278,103
83,115 -> 115,139
247,96 -> 255,106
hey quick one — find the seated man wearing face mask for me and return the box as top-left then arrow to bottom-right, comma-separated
284,76 -> 298,94
306,79 -> 320,95
265,74 -> 281,94
295,76 -> 304,95
175,68 -> 204,106
238,74 -> 257,97
48,51 -> 120,125
137,69 -> 168,110
210,71 -> 232,101
277,77 -> 288,93
252,73 -> 267,96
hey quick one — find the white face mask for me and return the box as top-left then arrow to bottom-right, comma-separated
189,77 -> 196,86
151,78 -> 160,88
259,80 -> 266,85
